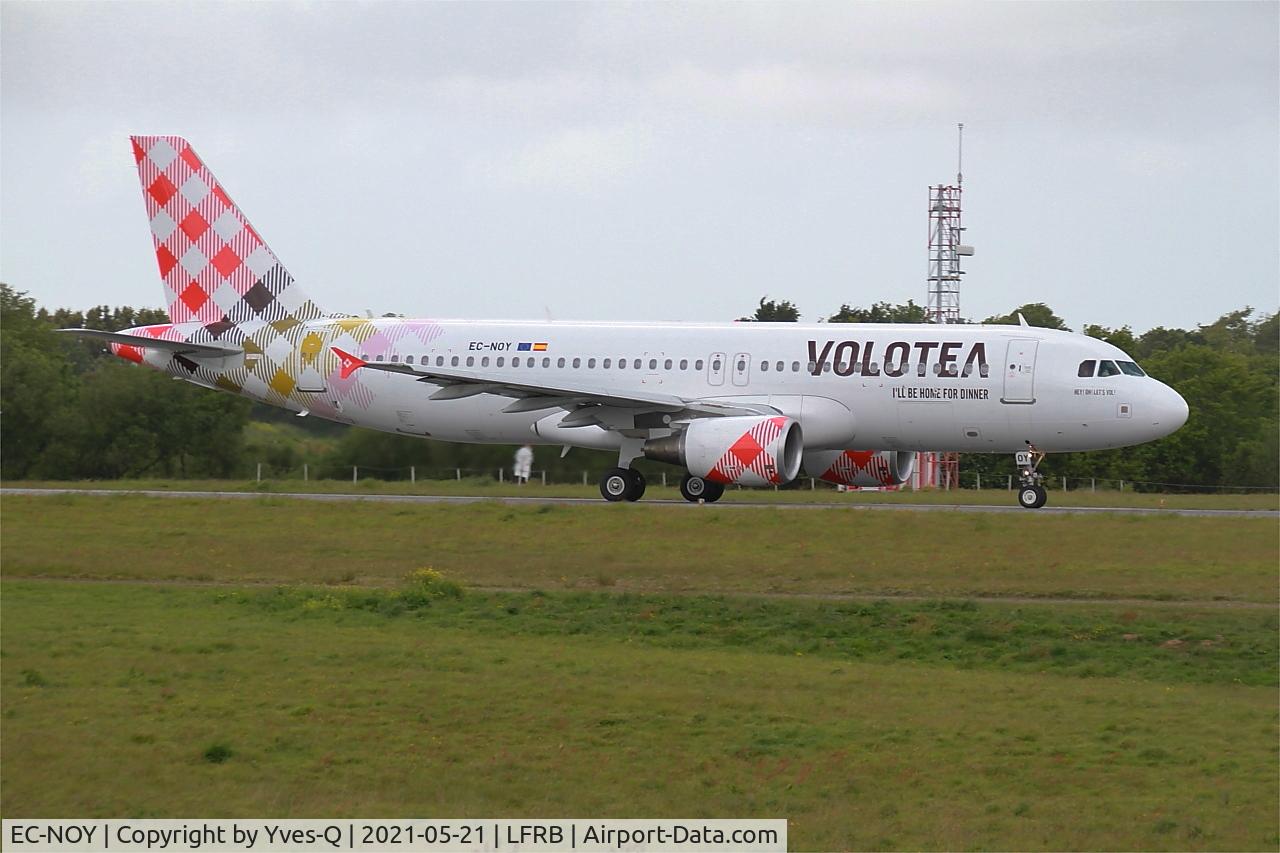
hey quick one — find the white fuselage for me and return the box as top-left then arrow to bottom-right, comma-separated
132,317 -> 1189,456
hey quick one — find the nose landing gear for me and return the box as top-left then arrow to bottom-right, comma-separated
1015,444 -> 1048,509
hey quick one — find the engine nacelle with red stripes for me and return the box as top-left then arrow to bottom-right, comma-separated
803,449 -> 915,487
644,416 -> 804,486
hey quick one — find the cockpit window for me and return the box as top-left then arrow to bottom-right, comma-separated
1077,360 -> 1096,378
1098,360 -> 1121,377
1117,360 -> 1146,377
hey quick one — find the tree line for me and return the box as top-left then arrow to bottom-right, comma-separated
2,283 -> 1275,489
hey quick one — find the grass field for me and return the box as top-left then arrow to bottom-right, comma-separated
2,494 -> 1276,603
2,492 -> 1277,850
2,581 -> 1276,850
7,478 -> 1279,511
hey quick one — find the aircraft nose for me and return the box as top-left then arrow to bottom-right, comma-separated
1152,381 -> 1188,437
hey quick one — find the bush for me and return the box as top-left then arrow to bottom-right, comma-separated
404,567 -> 464,600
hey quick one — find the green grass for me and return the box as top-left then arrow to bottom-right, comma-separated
2,494 -> 1275,603
2,580 -> 1276,850
233,584 -> 1278,687
7,478 -> 1278,510
3,490 -> 1276,849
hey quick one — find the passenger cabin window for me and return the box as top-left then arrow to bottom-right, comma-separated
649,359 -> 657,370
497,357 -> 505,367
791,361 -> 800,372
557,357 -> 565,368
466,356 -> 475,367
390,354 -> 399,363
679,359 -> 688,370
695,359 -> 704,370
542,357 -> 551,368
776,361 -> 784,372
588,358 -> 596,368
1117,360 -> 1146,376
375,355 -> 384,362
711,358 -> 721,371
603,358 -> 611,369
406,355 -> 414,364
1098,360 -> 1121,377
435,356 -> 444,366
664,359 -> 672,370
760,361 -> 769,372
481,356 -> 489,367
1078,360 -> 1096,377
450,356 -> 459,367
633,359 -> 642,369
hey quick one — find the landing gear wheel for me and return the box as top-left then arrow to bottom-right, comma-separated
680,474 -> 708,502
1018,485 -> 1047,509
600,468 -> 632,502
680,474 -> 725,503
626,469 -> 646,501
600,468 -> 645,502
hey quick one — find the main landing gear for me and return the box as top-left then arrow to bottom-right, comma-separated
1015,444 -> 1048,509
598,468 -> 725,503
600,467 -> 646,502
679,473 -> 724,504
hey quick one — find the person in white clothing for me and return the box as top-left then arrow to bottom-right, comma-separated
513,445 -> 534,484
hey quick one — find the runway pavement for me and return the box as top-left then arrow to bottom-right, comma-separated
4,487 -> 1276,518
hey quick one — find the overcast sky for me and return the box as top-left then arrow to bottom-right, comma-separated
2,2 -> 1276,333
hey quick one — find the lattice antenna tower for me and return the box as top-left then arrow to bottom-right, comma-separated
927,123 -> 973,324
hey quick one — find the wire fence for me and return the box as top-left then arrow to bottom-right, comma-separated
242,462 -> 1278,494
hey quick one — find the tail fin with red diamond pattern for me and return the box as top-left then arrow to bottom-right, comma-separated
131,135 -> 325,326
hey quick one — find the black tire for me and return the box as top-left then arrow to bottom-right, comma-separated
600,468 -> 632,502
626,469 -> 646,502
680,474 -> 726,503
680,473 -> 710,503
1018,484 -> 1047,509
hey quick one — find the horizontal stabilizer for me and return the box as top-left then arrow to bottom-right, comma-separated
57,329 -> 242,358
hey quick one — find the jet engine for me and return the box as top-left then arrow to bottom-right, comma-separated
643,416 -> 803,486
802,449 -> 915,487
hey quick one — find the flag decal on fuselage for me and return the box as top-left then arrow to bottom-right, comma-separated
517,342 -> 549,352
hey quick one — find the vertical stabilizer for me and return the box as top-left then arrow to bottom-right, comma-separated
131,135 -> 325,327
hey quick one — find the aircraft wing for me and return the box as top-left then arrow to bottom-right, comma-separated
332,348 -> 774,420
56,329 -> 243,358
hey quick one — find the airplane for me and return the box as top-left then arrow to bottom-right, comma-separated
59,136 -> 1189,509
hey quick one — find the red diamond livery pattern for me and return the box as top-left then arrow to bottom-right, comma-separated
820,450 -> 896,487
707,416 -> 790,485
132,135 -> 323,327
109,137 -> 459,420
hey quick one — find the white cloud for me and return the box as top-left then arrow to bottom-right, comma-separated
474,125 -> 651,194
648,62 -> 949,125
